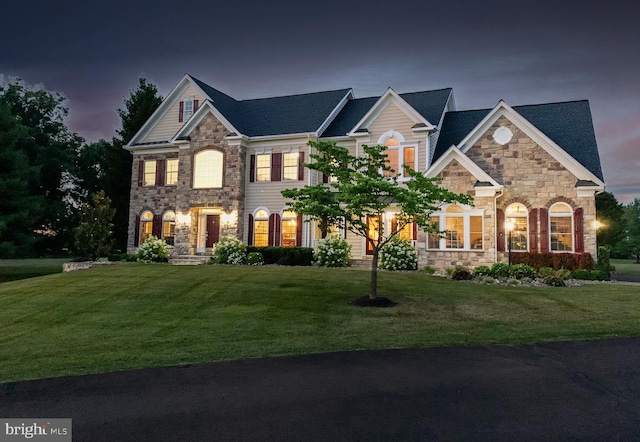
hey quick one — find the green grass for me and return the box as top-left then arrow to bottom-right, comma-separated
612,259 -> 640,275
2,264 -> 640,383
0,258 -> 70,283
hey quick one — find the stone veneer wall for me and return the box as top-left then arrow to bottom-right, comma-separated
127,113 -> 246,255
418,115 -> 597,270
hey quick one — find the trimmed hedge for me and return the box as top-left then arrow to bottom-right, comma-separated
245,247 -> 314,266
510,252 -> 594,271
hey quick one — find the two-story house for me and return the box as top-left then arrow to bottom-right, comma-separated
125,74 -> 604,269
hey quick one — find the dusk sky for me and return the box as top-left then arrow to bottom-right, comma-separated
1,0 -> 638,202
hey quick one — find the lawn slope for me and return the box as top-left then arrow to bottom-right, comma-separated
2,264 -> 640,382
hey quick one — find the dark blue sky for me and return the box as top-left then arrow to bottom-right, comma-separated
1,0 -> 638,202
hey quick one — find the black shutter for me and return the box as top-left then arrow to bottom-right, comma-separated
179,101 -> 184,122
271,153 -> 282,182
298,152 -> 305,181
249,155 -> 255,183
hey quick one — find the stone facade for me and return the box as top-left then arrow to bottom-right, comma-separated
127,113 -> 246,255
417,116 -> 598,270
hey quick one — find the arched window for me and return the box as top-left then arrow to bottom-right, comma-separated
193,150 -> 223,188
162,211 -> 176,246
378,130 -> 415,179
505,203 -> 528,251
253,209 -> 269,247
549,203 -> 573,251
281,210 -> 298,247
140,211 -> 154,244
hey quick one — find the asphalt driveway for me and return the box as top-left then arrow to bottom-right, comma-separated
2,338 -> 640,441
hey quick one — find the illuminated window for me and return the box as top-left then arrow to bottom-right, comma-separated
550,203 -> 573,251
166,159 -> 178,186
162,211 -> 176,246
381,134 -> 416,178
144,160 -> 156,186
140,211 -> 153,244
389,214 -> 414,241
281,210 -> 298,247
193,150 -> 223,188
283,152 -> 299,180
427,205 -> 484,250
256,154 -> 271,181
505,203 -> 528,251
254,210 -> 269,247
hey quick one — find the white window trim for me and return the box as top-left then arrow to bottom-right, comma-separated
427,204 -> 484,251
282,151 -> 300,181
193,149 -> 224,189
376,130 -> 418,180
549,203 -> 574,252
143,160 -> 156,186
255,153 -> 271,182
183,95 -> 195,121
166,158 -> 179,186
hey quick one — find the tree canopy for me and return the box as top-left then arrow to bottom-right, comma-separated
0,79 -> 82,257
283,140 -> 472,300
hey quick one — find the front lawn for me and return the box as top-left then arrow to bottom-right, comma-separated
612,259 -> 640,276
0,258 -> 70,283
2,264 -> 640,383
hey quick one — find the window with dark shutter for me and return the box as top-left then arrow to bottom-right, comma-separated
248,214 -> 254,246
574,208 -> 584,253
529,208 -> 538,253
249,155 -> 256,183
271,153 -> 282,182
193,100 -> 199,112
137,160 -> 144,187
539,208 -> 549,252
152,215 -> 162,237
156,159 -> 166,186
298,152 -> 305,181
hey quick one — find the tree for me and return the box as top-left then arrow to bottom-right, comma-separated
0,78 -> 83,257
76,78 -> 162,251
283,141 -> 471,301
616,199 -> 640,263
595,191 -> 625,250
73,191 -> 116,260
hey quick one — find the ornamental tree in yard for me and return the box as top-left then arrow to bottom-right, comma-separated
282,140 -> 472,302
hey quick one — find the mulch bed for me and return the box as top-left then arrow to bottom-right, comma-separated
350,296 -> 398,308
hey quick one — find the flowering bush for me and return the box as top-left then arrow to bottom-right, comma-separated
211,236 -> 246,265
136,236 -> 171,263
314,236 -> 351,267
379,238 -> 417,271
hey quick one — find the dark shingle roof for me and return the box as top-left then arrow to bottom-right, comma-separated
322,89 -> 452,137
433,101 -> 604,181
191,75 -> 350,136
322,97 -> 378,137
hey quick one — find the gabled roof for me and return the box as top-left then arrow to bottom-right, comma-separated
433,100 -> 604,182
191,75 -> 351,137
322,88 -> 452,137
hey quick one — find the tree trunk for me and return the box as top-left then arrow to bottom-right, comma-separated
369,250 -> 379,299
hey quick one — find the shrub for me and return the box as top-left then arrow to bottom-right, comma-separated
107,253 -> 135,262
555,269 -> 572,280
590,269 -> 611,281
538,267 -> 554,278
314,236 -> 351,267
511,252 -> 594,270
597,246 -> 612,279
246,252 -> 264,266
509,264 -> 537,279
490,262 -> 511,279
246,246 -> 314,266
473,266 -> 492,277
543,276 -> 566,287
211,236 -> 246,265
572,268 -> 591,280
421,266 -> 436,275
379,238 -> 417,271
136,236 -> 171,263
451,268 -> 473,280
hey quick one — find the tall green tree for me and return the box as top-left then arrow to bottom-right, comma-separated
0,79 -> 83,257
616,199 -> 640,263
595,191 -> 625,249
73,191 -> 116,260
77,78 -> 162,251
283,141 -> 471,301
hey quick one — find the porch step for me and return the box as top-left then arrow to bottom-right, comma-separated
349,258 -> 373,269
169,255 -> 210,265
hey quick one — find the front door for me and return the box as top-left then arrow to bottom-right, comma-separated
366,215 -> 381,255
205,215 -> 220,248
